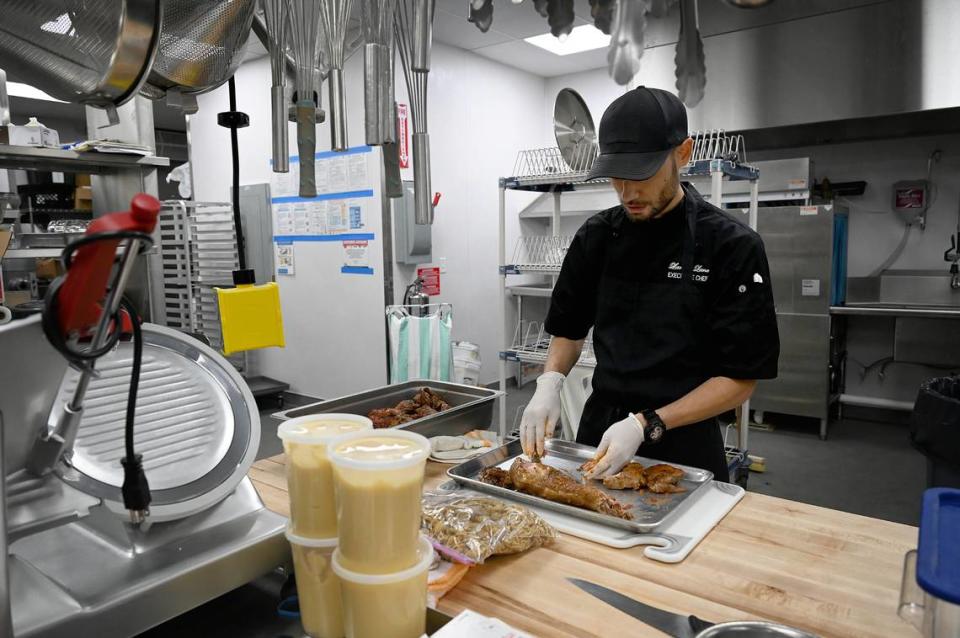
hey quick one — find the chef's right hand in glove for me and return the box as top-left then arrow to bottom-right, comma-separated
582,413 -> 645,479
519,371 -> 564,459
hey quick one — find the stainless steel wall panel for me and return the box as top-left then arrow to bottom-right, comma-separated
753,313 -> 831,420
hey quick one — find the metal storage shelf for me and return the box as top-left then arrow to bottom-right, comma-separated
501,265 -> 561,275
0,145 -> 169,173
3,248 -> 63,259
507,284 -> 554,297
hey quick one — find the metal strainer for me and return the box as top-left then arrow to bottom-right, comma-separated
0,0 -> 161,108
141,0 -> 256,110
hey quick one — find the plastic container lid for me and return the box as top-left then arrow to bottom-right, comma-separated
331,535 -> 434,584
328,429 -> 431,472
917,487 -> 960,604
285,526 -> 338,549
277,413 -> 372,445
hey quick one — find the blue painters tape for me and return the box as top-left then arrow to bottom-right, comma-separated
273,233 -> 375,242
271,189 -> 374,204
341,266 -> 374,275
271,145 -> 373,165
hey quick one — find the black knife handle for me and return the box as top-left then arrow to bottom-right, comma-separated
689,615 -> 714,632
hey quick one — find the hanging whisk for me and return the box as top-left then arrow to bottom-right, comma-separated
396,0 -> 436,225
287,0 -> 323,197
319,0 -> 354,152
261,0 -> 288,173
361,0 -> 398,145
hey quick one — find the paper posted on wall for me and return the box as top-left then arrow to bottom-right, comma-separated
276,243 -> 295,275
342,240 -> 370,269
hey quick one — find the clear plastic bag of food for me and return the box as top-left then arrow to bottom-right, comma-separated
421,491 -> 557,564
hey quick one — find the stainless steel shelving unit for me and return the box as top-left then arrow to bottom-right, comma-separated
496,145 -> 760,483
0,142 -> 169,317
0,144 -> 169,173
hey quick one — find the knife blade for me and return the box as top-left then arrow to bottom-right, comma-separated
568,578 -> 714,638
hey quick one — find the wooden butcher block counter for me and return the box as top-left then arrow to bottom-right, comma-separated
250,455 -> 918,638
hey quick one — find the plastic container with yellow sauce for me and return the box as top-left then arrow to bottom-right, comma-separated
331,534 -> 433,638
328,429 -> 431,574
278,413 -> 373,538
285,528 -> 343,638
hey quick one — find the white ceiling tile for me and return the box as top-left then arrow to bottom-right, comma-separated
433,7 -> 515,50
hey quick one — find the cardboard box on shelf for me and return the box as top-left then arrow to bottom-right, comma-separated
3,290 -> 31,308
74,185 -> 92,211
0,229 -> 11,259
36,258 -> 62,280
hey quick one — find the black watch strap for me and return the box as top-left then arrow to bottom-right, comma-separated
640,409 -> 666,442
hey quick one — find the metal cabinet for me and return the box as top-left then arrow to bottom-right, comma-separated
731,205 -> 845,437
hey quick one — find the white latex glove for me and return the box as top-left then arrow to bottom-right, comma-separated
583,413 -> 645,479
519,371 -> 565,458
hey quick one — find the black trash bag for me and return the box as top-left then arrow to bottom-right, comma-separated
911,376 -> 960,471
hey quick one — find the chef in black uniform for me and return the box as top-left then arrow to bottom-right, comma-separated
519,87 -> 780,482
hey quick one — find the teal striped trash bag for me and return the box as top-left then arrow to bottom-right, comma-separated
387,304 -> 453,383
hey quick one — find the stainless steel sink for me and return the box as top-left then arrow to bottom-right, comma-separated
846,270 -> 960,309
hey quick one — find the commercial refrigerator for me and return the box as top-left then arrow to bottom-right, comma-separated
730,204 -> 847,439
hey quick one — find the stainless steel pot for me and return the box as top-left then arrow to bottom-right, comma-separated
696,621 -> 819,638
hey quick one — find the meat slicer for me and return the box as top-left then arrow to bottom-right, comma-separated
0,195 -> 288,637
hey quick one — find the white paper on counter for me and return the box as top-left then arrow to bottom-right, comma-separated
429,610 -> 534,638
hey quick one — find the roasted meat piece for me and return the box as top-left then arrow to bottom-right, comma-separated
395,400 -> 419,412
367,388 -> 451,427
478,466 -> 513,488
602,462 -> 646,490
414,405 -> 437,418
367,408 -> 414,429
368,408 -> 400,428
643,464 -> 686,494
413,387 -> 451,411
481,459 -> 633,520
580,458 -> 686,494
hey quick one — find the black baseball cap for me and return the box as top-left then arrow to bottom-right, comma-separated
587,86 -> 688,181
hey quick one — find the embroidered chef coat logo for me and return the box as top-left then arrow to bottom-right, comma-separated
666,262 -> 710,282
753,273 -> 763,284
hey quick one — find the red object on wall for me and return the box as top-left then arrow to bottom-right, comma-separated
418,267 -> 440,296
398,103 -> 410,169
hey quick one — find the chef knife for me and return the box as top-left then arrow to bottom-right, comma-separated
568,578 -> 713,638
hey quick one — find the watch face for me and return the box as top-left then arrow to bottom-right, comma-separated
648,424 -> 664,442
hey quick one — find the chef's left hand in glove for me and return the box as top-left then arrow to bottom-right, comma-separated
582,413 -> 645,479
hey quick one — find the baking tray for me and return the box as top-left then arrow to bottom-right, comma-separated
447,439 -> 713,533
272,380 -> 502,439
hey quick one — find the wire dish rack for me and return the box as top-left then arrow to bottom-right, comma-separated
689,129 -> 747,164
509,145 -> 600,187
505,320 -> 596,368
504,234 -> 573,274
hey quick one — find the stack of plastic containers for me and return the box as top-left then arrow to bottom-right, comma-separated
278,414 -> 373,638
328,429 -> 433,638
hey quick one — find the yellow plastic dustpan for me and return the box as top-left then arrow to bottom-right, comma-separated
215,272 -> 285,356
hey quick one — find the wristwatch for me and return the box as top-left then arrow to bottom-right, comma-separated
639,409 -> 666,443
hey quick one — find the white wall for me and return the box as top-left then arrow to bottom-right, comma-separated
189,42 -> 546,393
391,43 -> 545,385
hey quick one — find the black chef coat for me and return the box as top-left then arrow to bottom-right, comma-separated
544,183 -> 780,481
